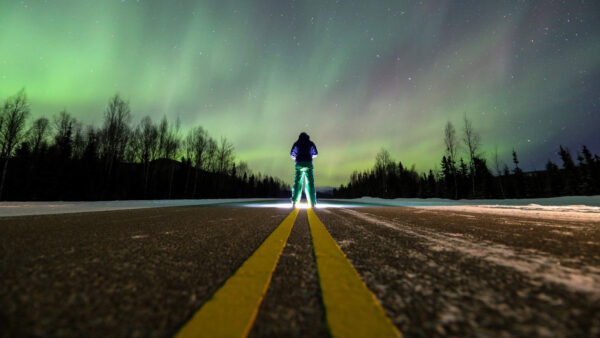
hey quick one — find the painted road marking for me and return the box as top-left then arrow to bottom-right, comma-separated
175,209 -> 299,338
307,208 -> 400,338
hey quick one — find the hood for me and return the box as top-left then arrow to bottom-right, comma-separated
298,132 -> 310,141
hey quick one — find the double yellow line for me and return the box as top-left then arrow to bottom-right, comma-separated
176,208 -> 400,338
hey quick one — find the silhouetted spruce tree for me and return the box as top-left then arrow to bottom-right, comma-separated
558,146 -> 578,195
578,145 -> 597,194
544,160 -> 561,196
333,144 -> 600,200
473,157 -> 492,198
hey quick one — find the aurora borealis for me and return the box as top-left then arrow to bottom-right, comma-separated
1,1 -> 599,187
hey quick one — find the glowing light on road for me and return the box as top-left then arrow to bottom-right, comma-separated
243,202 -> 361,209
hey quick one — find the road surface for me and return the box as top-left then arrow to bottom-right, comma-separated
1,202 -> 599,337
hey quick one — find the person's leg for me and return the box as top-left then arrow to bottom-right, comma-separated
300,170 -> 307,203
305,164 -> 316,206
291,165 -> 303,204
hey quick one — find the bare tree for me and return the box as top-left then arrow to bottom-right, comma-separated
100,94 -> 131,177
375,148 -> 393,171
462,114 -> 481,195
375,148 -> 393,194
444,122 -> 458,164
156,116 -> 181,158
183,130 -> 194,164
54,109 -> 77,159
125,126 -> 142,163
182,131 -> 195,196
154,116 -> 181,197
236,161 -> 250,179
136,116 -> 159,197
0,89 -> 30,199
157,116 -> 168,159
184,126 -> 210,197
54,110 -> 76,138
71,123 -> 85,160
82,125 -> 99,161
205,137 -> 218,173
443,121 -> 458,199
28,117 -> 50,153
138,117 -> 159,163
216,137 -> 235,174
185,126 -> 209,168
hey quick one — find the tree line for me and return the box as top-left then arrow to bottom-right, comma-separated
0,89 -> 288,201
334,115 -> 600,199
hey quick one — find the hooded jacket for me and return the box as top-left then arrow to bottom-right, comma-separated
290,133 -> 318,163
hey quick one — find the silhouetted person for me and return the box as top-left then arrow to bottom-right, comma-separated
290,132 -> 318,207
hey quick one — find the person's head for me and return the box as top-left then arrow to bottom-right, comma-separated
299,132 -> 309,141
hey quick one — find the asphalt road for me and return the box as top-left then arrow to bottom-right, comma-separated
1,204 -> 599,337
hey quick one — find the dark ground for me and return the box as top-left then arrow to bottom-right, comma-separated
0,206 -> 289,337
1,205 -> 599,337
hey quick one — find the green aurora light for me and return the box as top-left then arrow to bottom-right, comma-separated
1,1 -> 599,186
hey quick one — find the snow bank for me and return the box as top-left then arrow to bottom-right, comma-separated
3,196 -> 600,221
0,199 -> 271,217
345,195 -> 600,207
342,196 -> 600,221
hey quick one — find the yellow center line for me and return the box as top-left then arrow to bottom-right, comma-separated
307,208 -> 401,338
175,209 -> 299,338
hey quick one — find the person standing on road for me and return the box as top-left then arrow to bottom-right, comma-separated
290,132 -> 318,207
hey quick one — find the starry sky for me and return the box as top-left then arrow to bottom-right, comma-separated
1,1 -> 599,186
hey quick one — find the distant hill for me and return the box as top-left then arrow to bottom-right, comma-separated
316,186 -> 334,198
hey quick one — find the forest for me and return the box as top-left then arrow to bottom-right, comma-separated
3,88 -> 599,202
0,89 -> 289,201
333,116 -> 600,199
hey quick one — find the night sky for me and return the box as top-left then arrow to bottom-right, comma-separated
1,1 -> 599,186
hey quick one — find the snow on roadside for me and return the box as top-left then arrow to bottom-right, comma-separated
3,195 -> 600,221
348,195 -> 600,207
342,208 -> 600,295
344,196 -> 600,222
421,205 -> 600,222
0,199 -> 271,217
